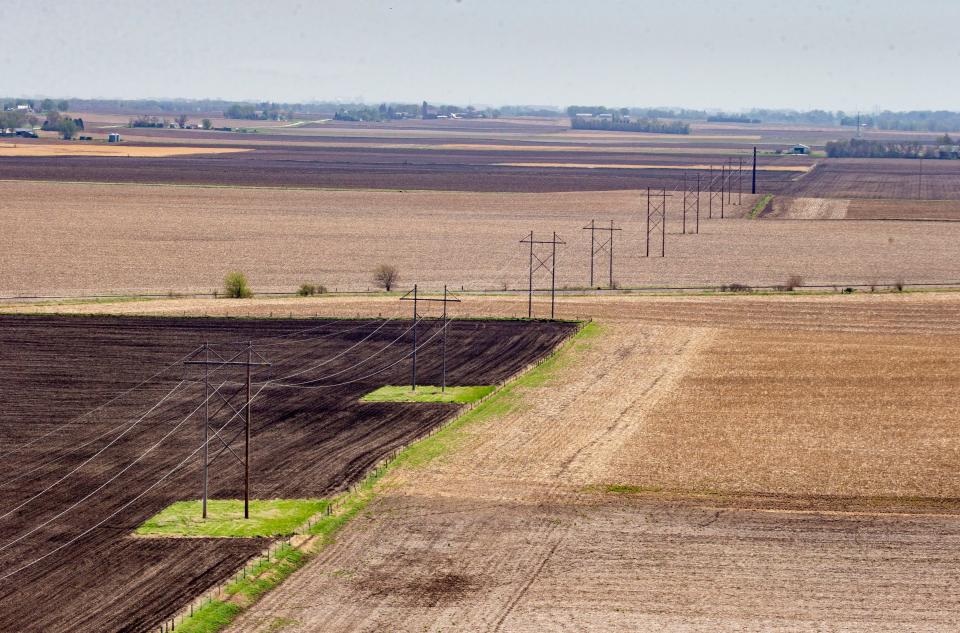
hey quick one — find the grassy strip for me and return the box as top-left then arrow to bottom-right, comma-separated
361,385 -> 495,404
136,499 -> 329,538
174,319 -> 597,632
748,194 -> 774,219
388,321 -> 599,470
177,602 -> 242,633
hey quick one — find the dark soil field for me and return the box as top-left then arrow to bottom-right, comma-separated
0,315 -> 573,632
0,146 -> 803,193
785,158 -> 960,199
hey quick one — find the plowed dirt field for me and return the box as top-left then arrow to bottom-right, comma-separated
0,316 -> 572,631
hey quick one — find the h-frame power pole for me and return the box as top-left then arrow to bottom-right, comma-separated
185,343 -> 270,520
645,188 -> 669,257
399,284 -> 461,391
681,172 -> 700,235
520,231 -> 565,319
582,219 -> 622,288
708,164 -> 725,219
737,157 -> 743,205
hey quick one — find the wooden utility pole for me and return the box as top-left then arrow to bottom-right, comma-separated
185,344 -> 270,520
519,232 -> 565,318
582,220 -> 622,288
400,286 -> 461,391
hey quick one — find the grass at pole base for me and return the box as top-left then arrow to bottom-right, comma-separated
360,384 -> 495,404
134,499 -> 328,538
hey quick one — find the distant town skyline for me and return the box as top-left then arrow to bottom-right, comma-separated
2,0 -> 957,112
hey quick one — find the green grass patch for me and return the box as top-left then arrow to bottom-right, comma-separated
135,499 -> 328,538
604,483 -> 665,494
176,601 -> 242,633
748,194 -> 774,219
361,384 -> 495,404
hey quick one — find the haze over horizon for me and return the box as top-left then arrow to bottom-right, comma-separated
2,0 -> 957,112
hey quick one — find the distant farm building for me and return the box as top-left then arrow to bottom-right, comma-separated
791,144 -> 810,155
108,132 -> 122,143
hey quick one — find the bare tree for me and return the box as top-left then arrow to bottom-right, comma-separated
372,264 -> 400,291
176,114 -> 188,129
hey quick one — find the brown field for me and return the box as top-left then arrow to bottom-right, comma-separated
0,141 -> 248,158
0,315 -> 571,631
3,180 -> 960,297
6,113 -> 960,631
769,196 -> 960,220
494,161 -> 809,171
197,291 -> 960,632
7,118 -> 955,201
3,116 -> 820,193
786,158 -> 960,200
0,140 -> 805,192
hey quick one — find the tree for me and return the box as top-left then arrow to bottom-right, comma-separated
58,118 -> 77,140
372,264 -> 400,291
40,99 -> 55,112
223,271 -> 253,298
56,100 -> 69,112
224,104 -> 260,119
201,118 -> 212,130
176,114 -> 188,129
41,110 -> 62,131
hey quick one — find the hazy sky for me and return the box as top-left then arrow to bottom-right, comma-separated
3,0 -> 957,111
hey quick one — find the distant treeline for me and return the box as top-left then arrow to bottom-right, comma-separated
571,117 -> 689,134
224,103 -> 295,120
707,115 -> 760,124
334,102 -> 502,122
9,97 -> 960,132
825,136 -> 959,159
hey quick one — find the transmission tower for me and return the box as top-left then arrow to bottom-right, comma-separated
708,165 -> 725,219
645,188 -> 669,257
520,231 -> 565,319
399,284 -> 461,391
681,172 -> 700,234
184,343 -> 270,520
737,158 -> 743,205
582,219 -> 622,288
726,158 -> 734,205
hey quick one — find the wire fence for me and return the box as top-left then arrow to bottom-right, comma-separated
5,279 -> 960,307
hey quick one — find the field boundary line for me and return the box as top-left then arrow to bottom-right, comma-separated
163,319 -> 592,633
7,283 -> 960,307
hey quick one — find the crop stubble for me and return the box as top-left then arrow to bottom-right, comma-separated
225,293 -> 960,632
2,181 -> 960,297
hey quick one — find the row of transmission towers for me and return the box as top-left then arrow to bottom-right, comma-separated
521,158 -> 748,317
